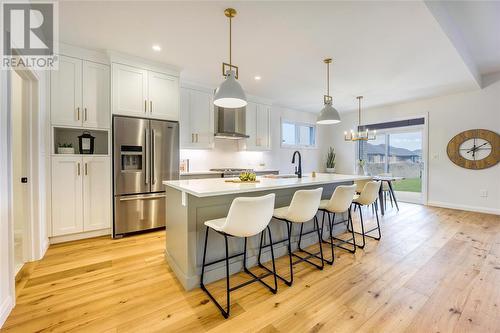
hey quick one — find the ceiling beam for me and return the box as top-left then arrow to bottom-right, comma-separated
424,1 -> 482,88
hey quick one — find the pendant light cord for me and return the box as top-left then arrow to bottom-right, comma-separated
229,15 -> 232,66
326,62 -> 330,96
358,97 -> 361,126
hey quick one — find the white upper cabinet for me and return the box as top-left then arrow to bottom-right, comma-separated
51,55 -> 110,129
51,156 -> 84,236
256,104 -> 271,149
148,71 -> 179,121
112,63 -> 179,121
242,102 -> 271,151
112,63 -> 148,117
180,87 -> 214,149
51,55 -> 83,127
82,61 -> 110,129
83,156 -> 111,232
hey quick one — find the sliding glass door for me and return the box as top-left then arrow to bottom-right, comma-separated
360,125 -> 424,204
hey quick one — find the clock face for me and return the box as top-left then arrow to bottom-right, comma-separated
447,129 -> 500,170
459,138 -> 492,161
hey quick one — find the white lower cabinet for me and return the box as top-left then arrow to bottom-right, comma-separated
51,155 -> 111,236
51,156 -> 84,236
82,156 -> 111,231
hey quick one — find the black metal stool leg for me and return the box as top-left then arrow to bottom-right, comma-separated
286,221 -> 294,285
267,226 -> 278,293
224,234 -> 230,317
358,206 -> 367,248
199,227 -> 231,319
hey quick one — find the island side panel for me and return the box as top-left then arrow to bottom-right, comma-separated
165,186 -> 191,289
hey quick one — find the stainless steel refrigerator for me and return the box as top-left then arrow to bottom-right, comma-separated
113,115 -> 179,237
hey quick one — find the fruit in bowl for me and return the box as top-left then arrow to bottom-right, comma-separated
239,172 -> 257,182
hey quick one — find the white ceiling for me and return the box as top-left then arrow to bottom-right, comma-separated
58,1 -> 498,113
432,1 -> 500,75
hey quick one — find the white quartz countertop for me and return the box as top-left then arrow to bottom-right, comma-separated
164,173 -> 372,197
180,169 -> 279,176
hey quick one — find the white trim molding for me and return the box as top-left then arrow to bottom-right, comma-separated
428,201 -> 500,216
0,296 -> 13,328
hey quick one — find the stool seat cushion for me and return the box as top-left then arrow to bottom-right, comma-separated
273,206 -> 289,220
204,218 -> 227,233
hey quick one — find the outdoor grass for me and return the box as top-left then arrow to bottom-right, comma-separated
392,177 -> 422,193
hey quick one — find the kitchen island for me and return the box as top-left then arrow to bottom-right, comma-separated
163,173 -> 371,290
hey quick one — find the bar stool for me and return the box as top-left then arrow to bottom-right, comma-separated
352,181 -> 382,249
270,188 -> 323,286
200,193 -> 277,318
318,184 -> 357,263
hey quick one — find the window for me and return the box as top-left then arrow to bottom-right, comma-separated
281,120 -> 316,148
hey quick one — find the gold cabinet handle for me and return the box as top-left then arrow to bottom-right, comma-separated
85,163 -> 88,175
77,107 -> 80,120
150,101 -> 153,114
144,100 -> 147,113
191,133 -> 194,143
77,163 -> 80,176
84,107 -> 87,121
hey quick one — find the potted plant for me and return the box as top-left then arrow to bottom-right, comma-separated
357,159 -> 366,175
57,143 -> 74,154
326,147 -> 336,173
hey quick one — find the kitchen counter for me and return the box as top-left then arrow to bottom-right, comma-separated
163,173 -> 371,290
165,173 -> 370,197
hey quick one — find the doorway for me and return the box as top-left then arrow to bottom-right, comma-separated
359,120 -> 427,205
11,70 -> 31,275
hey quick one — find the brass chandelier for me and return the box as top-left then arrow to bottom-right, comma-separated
344,96 -> 376,141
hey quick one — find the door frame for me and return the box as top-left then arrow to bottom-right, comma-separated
1,64 -> 48,324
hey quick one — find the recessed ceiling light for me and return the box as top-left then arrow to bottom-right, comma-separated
254,76 -> 261,81
152,44 -> 162,52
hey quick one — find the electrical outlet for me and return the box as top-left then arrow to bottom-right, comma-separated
479,189 -> 488,198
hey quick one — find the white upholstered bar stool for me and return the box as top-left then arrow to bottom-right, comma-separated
352,181 -> 382,249
200,193 -> 277,318
318,184 -> 357,263
271,188 -> 323,286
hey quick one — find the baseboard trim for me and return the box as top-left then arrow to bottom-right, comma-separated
427,201 -> 500,215
0,295 -> 13,329
49,228 -> 111,244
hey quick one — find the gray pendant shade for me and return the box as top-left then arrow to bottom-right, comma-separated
214,70 -> 247,108
317,102 -> 341,124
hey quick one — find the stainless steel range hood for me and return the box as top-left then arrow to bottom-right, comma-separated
214,106 -> 249,139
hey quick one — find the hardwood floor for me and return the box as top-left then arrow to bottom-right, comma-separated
2,203 -> 499,332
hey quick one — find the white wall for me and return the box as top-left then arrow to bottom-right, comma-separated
181,106 -> 326,174
327,74 -> 500,214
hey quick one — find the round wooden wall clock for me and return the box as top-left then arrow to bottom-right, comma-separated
447,129 -> 500,169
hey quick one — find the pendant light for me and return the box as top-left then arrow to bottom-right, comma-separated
317,58 -> 341,124
344,96 -> 376,141
214,8 -> 247,108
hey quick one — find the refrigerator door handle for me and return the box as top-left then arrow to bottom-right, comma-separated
144,128 -> 149,185
151,129 -> 156,185
119,193 -> 166,201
